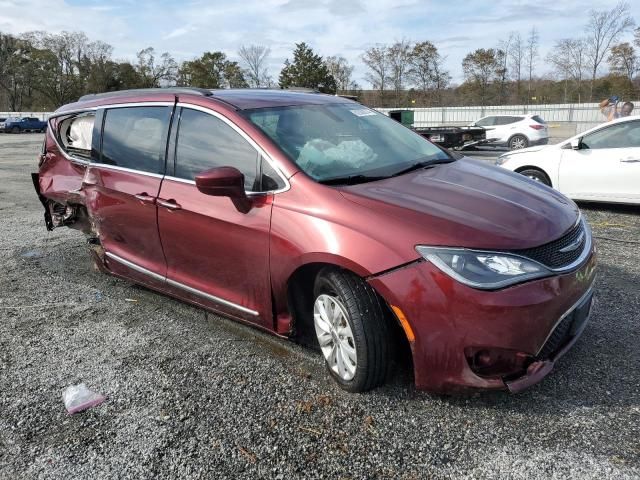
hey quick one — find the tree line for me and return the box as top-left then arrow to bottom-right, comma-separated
0,1 -> 637,111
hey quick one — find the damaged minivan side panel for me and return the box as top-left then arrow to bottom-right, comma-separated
35,110 -> 101,234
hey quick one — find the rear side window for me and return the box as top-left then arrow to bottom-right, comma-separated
57,112 -> 96,161
495,116 -> 523,125
101,106 -> 171,174
475,117 -> 494,127
174,108 -> 259,190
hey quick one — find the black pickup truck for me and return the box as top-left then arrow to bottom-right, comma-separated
388,110 -> 486,150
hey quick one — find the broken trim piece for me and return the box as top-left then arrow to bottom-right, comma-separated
31,173 -> 54,231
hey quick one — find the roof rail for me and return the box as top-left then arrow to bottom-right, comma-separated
78,87 -> 214,102
284,87 -> 320,93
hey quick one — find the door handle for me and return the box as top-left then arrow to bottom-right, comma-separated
157,198 -> 182,210
134,193 -> 156,204
620,158 -> 640,163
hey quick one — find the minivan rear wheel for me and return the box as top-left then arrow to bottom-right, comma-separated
509,134 -> 528,150
313,269 -> 390,392
518,168 -> 551,186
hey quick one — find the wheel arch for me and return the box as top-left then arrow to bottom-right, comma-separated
284,261 -> 413,374
507,133 -> 530,147
515,165 -> 553,187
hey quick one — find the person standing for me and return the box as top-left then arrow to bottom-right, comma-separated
600,96 -> 634,121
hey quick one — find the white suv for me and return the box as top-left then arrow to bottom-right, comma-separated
471,114 -> 549,150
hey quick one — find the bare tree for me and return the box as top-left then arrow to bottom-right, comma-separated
135,47 -> 178,87
584,1 -> 635,100
525,27 -> 539,103
508,32 -> 524,101
496,34 -> 512,104
431,56 -> 451,106
362,45 -> 390,96
22,31 -> 90,106
0,33 -> 34,110
547,38 -> 587,102
608,42 -> 638,83
407,40 -> 449,105
238,45 -> 271,88
462,48 -> 500,106
387,39 -> 412,104
324,55 -> 354,91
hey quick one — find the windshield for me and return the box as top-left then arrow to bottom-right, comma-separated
242,103 -> 452,183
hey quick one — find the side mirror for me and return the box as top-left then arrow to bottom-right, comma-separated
195,166 -> 246,199
570,138 -> 581,150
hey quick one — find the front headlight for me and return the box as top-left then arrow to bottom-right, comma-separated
415,246 -> 551,290
495,155 -> 510,166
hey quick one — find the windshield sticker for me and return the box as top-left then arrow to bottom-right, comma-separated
350,108 -> 376,117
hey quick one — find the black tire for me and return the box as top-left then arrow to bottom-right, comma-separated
519,168 -> 551,186
39,127 -> 46,133
508,134 -> 528,150
313,268 -> 390,392
11,126 -> 20,134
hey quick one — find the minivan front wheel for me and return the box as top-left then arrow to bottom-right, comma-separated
313,269 -> 389,392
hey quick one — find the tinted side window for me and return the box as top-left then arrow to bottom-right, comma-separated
475,117 -> 494,127
581,121 -> 640,149
175,108 -> 259,190
101,106 -> 171,174
495,116 -> 522,125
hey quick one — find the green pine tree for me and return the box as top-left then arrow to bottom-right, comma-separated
278,42 -> 336,93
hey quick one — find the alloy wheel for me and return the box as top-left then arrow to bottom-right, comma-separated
510,136 -> 527,149
313,294 -> 357,381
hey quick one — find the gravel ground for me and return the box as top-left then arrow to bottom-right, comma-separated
1,134 -> 639,479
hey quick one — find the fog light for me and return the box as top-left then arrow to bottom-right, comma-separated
475,350 -> 492,366
465,347 -> 532,379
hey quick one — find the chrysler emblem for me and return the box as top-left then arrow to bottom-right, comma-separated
559,231 -> 585,253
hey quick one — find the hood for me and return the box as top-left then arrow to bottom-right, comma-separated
339,158 -> 579,250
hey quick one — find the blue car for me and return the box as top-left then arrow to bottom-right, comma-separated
0,116 -> 47,133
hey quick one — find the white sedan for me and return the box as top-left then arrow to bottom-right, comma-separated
496,116 -> 640,205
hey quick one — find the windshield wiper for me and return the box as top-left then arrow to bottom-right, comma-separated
390,158 -> 455,177
318,174 -> 388,186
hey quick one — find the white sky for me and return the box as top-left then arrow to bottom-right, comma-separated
0,0 -> 637,85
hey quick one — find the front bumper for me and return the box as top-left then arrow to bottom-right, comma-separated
368,248 -> 596,393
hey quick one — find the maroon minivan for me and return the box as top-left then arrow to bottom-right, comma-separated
33,88 -> 596,393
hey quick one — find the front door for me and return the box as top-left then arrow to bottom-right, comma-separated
83,105 -> 172,284
559,120 -> 640,203
157,106 -> 278,326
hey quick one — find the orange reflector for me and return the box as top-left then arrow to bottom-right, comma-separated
391,305 -> 415,343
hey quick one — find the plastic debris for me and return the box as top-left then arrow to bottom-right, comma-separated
62,383 -> 106,414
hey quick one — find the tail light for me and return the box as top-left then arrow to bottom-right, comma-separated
529,124 -> 545,130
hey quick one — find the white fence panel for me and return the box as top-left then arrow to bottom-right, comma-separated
376,102 -> 639,132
